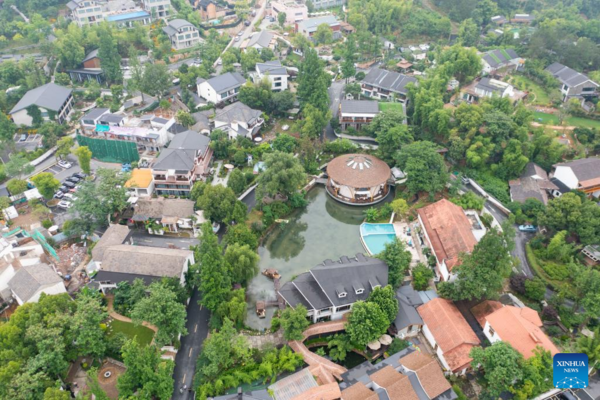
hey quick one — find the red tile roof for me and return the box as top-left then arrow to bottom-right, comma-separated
400,352 -> 452,398
471,300 -> 504,328
370,366 -> 419,400
485,306 -> 559,358
418,298 -> 480,372
417,199 -> 478,272
341,382 -> 379,400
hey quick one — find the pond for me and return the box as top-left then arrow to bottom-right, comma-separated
245,186 -> 371,330
309,346 -> 368,369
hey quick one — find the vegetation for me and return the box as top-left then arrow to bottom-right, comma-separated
376,237 -> 412,288
280,305 -> 310,341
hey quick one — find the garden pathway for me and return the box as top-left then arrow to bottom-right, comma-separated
211,161 -> 232,187
531,122 -> 576,130
242,329 -> 285,349
105,295 -> 159,335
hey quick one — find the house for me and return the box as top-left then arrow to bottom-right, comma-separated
197,0 -> 229,20
82,49 -> 100,68
339,348 -> 456,400
478,302 -> 559,359
94,245 -> 193,292
245,30 -> 276,51
582,244 -> 600,266
418,298 -> 480,375
66,0 -> 105,26
361,68 -> 417,103
338,100 -> 380,131
491,15 -> 508,25
80,107 -> 110,134
142,0 -> 171,18
545,63 -> 599,102
309,0 -> 345,10
509,162 -> 558,205
66,48 -> 105,84
339,21 -> 355,35
296,15 -> 340,38
125,168 -> 155,197
254,60 -> 288,91
278,253 -> 388,323
271,0 -> 307,25
392,284 -> 439,339
511,13 -> 534,23
9,83 -> 74,126
7,263 -> 66,305
552,157 -> 600,197
68,0 -> 153,28
481,48 -> 523,75
162,19 -> 202,50
191,110 -> 212,134
396,60 -> 413,74
196,72 -> 246,104
0,236 -> 45,302
151,130 -> 213,195
128,197 -> 198,232
214,102 -> 264,139
462,78 -> 526,104
417,199 -> 483,282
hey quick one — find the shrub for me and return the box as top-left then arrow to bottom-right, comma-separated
412,263 -> 434,290
388,338 -> 409,354
251,221 -> 264,233
510,274 -> 528,294
270,317 -> 281,331
542,305 -> 558,321
41,219 -> 53,229
525,277 -> 546,301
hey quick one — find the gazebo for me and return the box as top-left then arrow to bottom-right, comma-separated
326,154 -> 391,205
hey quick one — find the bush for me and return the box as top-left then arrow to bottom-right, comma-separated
388,338 -> 409,354
510,274 -> 528,294
270,317 -> 281,331
41,219 -> 53,229
525,277 -> 546,301
542,305 -> 558,321
412,264 -> 434,290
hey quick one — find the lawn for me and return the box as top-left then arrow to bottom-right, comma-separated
378,102 -> 404,113
533,111 -> 560,125
565,116 -> 600,129
107,319 -> 154,346
510,75 -> 551,106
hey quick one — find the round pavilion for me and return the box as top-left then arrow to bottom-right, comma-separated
326,154 -> 391,205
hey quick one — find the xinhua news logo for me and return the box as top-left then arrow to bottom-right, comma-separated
553,353 -> 588,389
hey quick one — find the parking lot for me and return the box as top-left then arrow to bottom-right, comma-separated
39,156 -> 83,184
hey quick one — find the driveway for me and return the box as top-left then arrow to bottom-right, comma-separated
128,230 -> 199,250
323,80 -> 345,142
172,288 -> 210,400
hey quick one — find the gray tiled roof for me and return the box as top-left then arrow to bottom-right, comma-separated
92,224 -> 130,262
99,245 -> 192,278
10,83 -> 72,114
247,31 -> 274,48
361,68 -> 417,95
82,107 -> 109,121
8,263 -> 63,303
215,102 -> 262,125
394,284 -> 424,331
298,15 -> 338,33
340,100 -> 380,114
99,113 -> 124,124
153,130 -> 210,171
162,25 -> 177,37
509,162 -> 557,205
546,62 -> 599,88
203,72 -> 246,93
555,157 -> 600,181
256,60 -> 287,75
475,77 -> 505,94
168,18 -> 194,30
82,49 -> 99,63
481,48 -> 519,69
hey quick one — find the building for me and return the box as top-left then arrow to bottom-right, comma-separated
197,0 -> 229,20
66,0 -> 104,26
338,100 -> 380,131
245,30 -> 276,51
511,13 -> 534,23
128,197 -> 198,232
162,19 -> 202,50
462,77 -> 526,104
509,162 -> 558,205
79,107 -> 110,134
545,63 -> 599,102
339,348 -> 457,400
278,253 -> 388,323
125,168 -> 155,197
67,0 -> 154,28
418,298 -> 480,375
392,284 -> 437,339
326,154 -> 391,205
214,102 -> 264,139
196,72 -> 246,104
296,15 -> 340,38
142,0 -> 171,18
9,83 -> 74,126
477,302 -> 559,359
271,0 -> 307,25
82,49 -> 101,68
361,68 -> 417,103
7,263 -> 66,305
67,48 -> 105,84
254,60 -> 288,91
582,244 -> 600,266
417,199 -> 482,282
552,157 -> 600,197
481,48 -> 523,75
309,0 -> 345,10
491,15 -> 507,25
151,130 -> 213,195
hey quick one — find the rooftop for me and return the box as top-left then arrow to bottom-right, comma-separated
326,154 -> 391,188
92,224 -> 130,262
247,30 -> 275,48
98,244 -> 192,278
125,168 -> 153,189
10,83 -> 72,114
256,60 -> 287,75
215,102 -> 262,125
482,48 -> 520,69
199,72 -> 246,93
298,15 -> 339,32
340,100 -> 380,114
509,162 -> 557,205
546,63 -> 599,88
554,157 -> 600,184
131,197 -> 195,222
152,130 -> 211,171
361,68 -> 417,95
8,263 -> 63,303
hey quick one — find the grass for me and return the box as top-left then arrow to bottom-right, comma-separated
108,319 -> 154,346
565,116 -> 600,129
525,244 -> 568,293
533,111 -> 560,125
378,102 -> 404,113
510,75 -> 551,106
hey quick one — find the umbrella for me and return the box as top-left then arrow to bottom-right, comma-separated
254,136 -> 263,142
379,334 -> 393,346
224,164 -> 234,170
367,340 -> 381,350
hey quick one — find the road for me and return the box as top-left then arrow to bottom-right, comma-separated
231,0 -> 268,49
171,288 -> 210,400
323,81 -> 345,142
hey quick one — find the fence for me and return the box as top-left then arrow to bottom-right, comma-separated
76,135 -> 140,164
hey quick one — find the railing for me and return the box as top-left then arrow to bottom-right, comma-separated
326,184 -> 389,204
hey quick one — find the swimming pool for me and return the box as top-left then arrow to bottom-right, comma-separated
360,223 -> 397,255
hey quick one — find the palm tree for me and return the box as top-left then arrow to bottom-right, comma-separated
577,328 -> 600,370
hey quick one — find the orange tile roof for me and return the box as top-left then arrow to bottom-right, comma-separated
485,306 -> 559,358
471,300 -> 503,328
417,199 -> 478,272
291,382 -> 341,400
341,382 -> 379,400
371,366 -> 419,400
400,352 -> 452,398
125,168 -> 153,189
418,298 -> 480,372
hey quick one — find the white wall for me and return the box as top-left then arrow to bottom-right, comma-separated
483,320 -> 502,344
11,109 -> 34,126
197,82 -> 220,104
0,265 -> 16,293
553,166 -> 579,189
422,324 -> 451,371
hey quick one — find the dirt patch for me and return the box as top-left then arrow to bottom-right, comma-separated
10,205 -> 44,231
98,361 -> 126,399
55,242 -> 90,292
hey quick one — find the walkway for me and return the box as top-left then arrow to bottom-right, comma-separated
106,295 -> 158,335
243,330 -> 285,349
211,161 -> 231,187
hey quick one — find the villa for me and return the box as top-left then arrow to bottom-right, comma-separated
551,157 -> 600,197
7,263 -> 66,305
360,68 -> 417,103
253,60 -> 288,92
127,197 -> 197,233
278,253 -> 388,323
338,100 -> 380,132
481,48 -> 524,75
545,63 -> 598,102
393,284 -> 438,339
326,154 -> 391,205
125,168 -> 154,198
417,199 -> 484,282
214,102 -> 264,140
162,19 -> 202,50
9,83 -> 74,126
509,162 -> 557,205
196,72 -> 246,105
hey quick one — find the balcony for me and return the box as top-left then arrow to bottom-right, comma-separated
153,175 -> 191,183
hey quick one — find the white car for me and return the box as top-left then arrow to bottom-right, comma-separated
237,31 -> 244,36
234,36 -> 240,42
62,193 -> 78,201
58,160 -> 72,169
58,200 -> 72,209
217,59 -> 222,65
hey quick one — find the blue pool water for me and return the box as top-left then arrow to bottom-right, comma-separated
360,223 -> 396,255
360,223 -> 395,235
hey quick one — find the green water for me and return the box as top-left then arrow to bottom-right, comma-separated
309,346 -> 368,369
245,186 -> 368,330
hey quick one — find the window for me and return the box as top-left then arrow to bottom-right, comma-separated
337,305 -> 351,312
338,292 -> 347,298
355,288 -> 364,295
488,325 -> 496,337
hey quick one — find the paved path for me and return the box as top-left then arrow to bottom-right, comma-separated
211,161 -> 231,186
243,330 -> 285,349
323,81 -> 345,142
531,122 -> 576,130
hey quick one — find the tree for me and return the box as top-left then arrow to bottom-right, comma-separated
498,139 -> 528,179
539,193 -> 600,245
72,146 -> 92,175
277,11 -> 286,27
196,184 -> 241,223
412,263 -> 433,290
7,179 -> 27,195
341,35 -> 357,82
390,198 -> 409,218
56,137 -> 74,160
272,133 -> 297,153
43,387 -> 70,400
37,122 -> 63,148
524,278 -> 546,301
227,168 -> 246,195
238,79 -> 272,112
240,48 -> 262,72
376,125 -> 412,163
367,285 -> 398,324
216,289 -> 247,328
224,243 -> 260,286
31,172 -> 60,200
280,305 -> 310,341
198,223 -> 231,312
314,23 -> 333,44
439,225 -> 515,301
472,0 -> 498,26
5,153 -> 34,179
458,18 -> 479,46
131,282 -> 187,346
470,342 -> 523,399
257,151 -> 306,201
327,334 -> 353,362
396,141 -> 448,197
297,48 -> 330,113
223,223 -> 258,249
346,301 -> 389,347
270,90 -> 295,115
175,110 -> 195,127
234,0 -> 250,20
577,328 -> 600,368
73,292 -> 108,359
98,27 -> 123,84
140,63 -> 171,97
300,104 -> 329,139
376,237 -> 412,288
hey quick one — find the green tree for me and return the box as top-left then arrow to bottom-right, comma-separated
280,305 -> 310,341
512,348 -> 553,400
341,35 -> 357,82
470,342 -> 523,399
376,124 -> 412,163
499,139 -> 528,179
390,198 -> 409,218
73,292 -> 108,359
396,141 -> 448,197
240,48 -> 262,72
540,192 -> 600,245
131,282 -> 188,346
197,223 -> 231,312
56,137 -> 74,160
297,48 -> 330,113
216,289 -> 247,328
175,110 -> 195,128
346,301 -> 389,347
31,172 -> 60,199
238,79 -> 272,112
43,387 -> 71,400
227,168 -> 246,195
257,151 -> 306,201
272,133 -> 298,153
98,27 -> 123,84
458,18 -> 479,46
224,243 -> 260,286
140,63 -> 171,97
376,237 -> 412,288
412,263 -> 433,290
524,278 -> 546,301
577,328 -> 600,368
37,122 -> 63,148
196,184 -> 241,223
300,104 -> 329,139
277,11 -> 286,27
7,179 -> 27,195
86,369 -> 111,400
270,90 -> 295,115
73,146 -> 92,175
5,153 -> 34,179
367,285 -> 398,324
314,23 -> 333,44
327,334 -> 353,362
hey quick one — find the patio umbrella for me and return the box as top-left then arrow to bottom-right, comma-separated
379,334 -> 393,346
368,340 -> 381,351
224,164 -> 234,170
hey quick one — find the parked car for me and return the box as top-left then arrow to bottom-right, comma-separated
63,181 -> 76,189
19,134 -> 27,142
73,172 -> 87,179
244,20 -> 251,26
58,160 -> 72,169
58,200 -> 72,209
121,163 -> 132,172
237,31 -> 244,36
234,36 -> 240,42
54,191 -> 65,199
63,193 -> 77,201
58,185 -> 69,193
518,225 -> 537,233
66,176 -> 81,184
